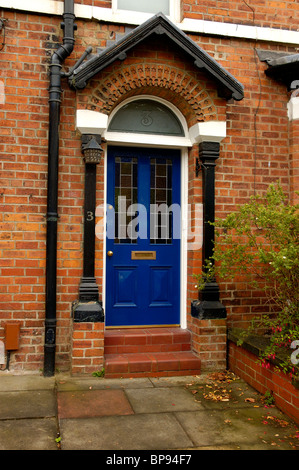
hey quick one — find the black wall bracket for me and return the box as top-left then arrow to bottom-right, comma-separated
73,134 -> 104,323
191,141 -> 226,320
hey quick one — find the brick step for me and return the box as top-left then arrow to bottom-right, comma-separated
104,351 -> 201,378
104,328 -> 201,378
104,327 -> 192,355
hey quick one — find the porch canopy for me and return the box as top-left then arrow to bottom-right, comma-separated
68,12 -> 244,102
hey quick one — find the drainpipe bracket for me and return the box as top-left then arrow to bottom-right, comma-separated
191,299 -> 226,319
72,300 -> 104,323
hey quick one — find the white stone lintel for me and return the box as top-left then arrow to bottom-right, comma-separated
76,110 -> 108,136
189,121 -> 227,144
288,97 -> 299,122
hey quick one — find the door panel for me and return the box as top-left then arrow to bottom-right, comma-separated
106,146 -> 181,327
149,267 -> 172,305
114,267 -> 137,306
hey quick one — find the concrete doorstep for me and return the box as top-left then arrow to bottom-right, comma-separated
0,371 -> 298,452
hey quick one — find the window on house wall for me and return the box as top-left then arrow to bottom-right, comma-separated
117,0 -> 170,15
112,0 -> 180,21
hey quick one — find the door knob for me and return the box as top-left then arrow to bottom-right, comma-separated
107,251 -> 113,257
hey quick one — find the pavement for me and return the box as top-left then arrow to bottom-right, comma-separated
0,370 -> 298,453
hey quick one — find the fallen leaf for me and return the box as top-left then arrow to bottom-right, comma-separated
245,398 -> 255,403
277,419 -> 289,427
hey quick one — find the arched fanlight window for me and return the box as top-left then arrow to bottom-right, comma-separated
108,99 -> 185,136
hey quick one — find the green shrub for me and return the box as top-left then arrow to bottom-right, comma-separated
194,184 -> 299,377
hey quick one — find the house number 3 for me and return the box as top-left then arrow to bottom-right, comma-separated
86,211 -> 94,221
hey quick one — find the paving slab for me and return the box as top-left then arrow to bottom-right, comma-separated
56,375 -> 153,391
187,379 -> 265,410
59,413 -> 194,450
175,406 -> 299,450
0,418 -> 58,451
149,375 -> 207,387
0,374 -> 55,392
125,387 -> 205,413
0,390 -> 56,420
57,389 -> 134,418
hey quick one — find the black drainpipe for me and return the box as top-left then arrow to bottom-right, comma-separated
44,0 -> 76,377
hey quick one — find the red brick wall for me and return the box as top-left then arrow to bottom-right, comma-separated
0,11 -> 54,370
71,321 -> 104,375
0,3 -> 297,372
0,10 -> 83,371
229,341 -> 299,425
190,318 -> 227,371
184,0 -> 299,31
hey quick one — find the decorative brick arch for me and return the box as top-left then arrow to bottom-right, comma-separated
79,63 -> 219,127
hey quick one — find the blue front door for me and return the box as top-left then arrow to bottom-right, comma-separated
106,146 -> 181,327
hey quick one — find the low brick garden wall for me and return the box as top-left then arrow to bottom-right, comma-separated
228,329 -> 299,425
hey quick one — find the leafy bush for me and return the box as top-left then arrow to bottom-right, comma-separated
194,184 -> 299,377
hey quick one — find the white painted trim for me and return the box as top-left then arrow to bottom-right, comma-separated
288,97 -> 299,121
189,121 -> 227,144
1,0 -> 299,46
103,132 -> 192,148
0,340 -> 5,365
101,147 -> 107,323
102,144 -> 188,329
180,147 -> 188,330
76,109 -> 108,135
180,17 -> 299,46
76,107 -> 227,147
0,0 -> 63,15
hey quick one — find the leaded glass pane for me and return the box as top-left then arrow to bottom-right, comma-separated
115,156 -> 138,243
150,158 -> 172,244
